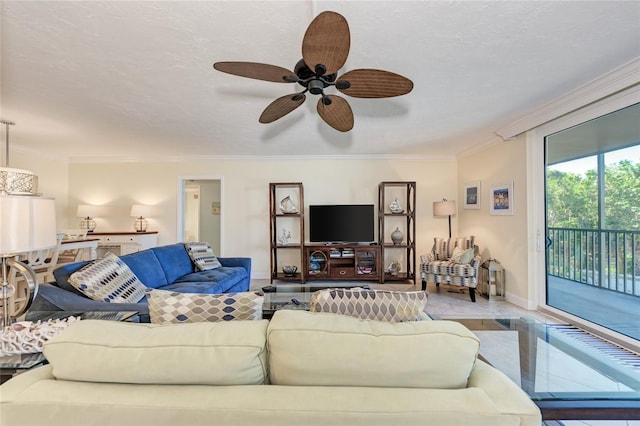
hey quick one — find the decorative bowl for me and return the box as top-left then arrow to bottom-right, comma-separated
282,265 -> 298,277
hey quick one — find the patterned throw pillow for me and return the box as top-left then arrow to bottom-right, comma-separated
147,289 -> 264,324
433,236 -> 475,260
309,288 -> 427,323
68,252 -> 147,303
184,242 -> 222,271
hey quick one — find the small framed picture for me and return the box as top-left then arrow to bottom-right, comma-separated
489,182 -> 514,215
463,181 -> 480,209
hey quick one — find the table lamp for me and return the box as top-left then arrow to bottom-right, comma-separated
77,204 -> 98,232
130,204 -> 152,232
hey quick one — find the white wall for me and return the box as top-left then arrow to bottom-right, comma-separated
16,146 -> 533,307
67,157 -> 458,279
458,135 -> 530,308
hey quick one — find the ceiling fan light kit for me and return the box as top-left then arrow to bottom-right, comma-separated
213,11 -> 413,132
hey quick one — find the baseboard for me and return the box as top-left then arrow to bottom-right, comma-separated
506,292 -> 537,311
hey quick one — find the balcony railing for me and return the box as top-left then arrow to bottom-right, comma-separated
547,227 -> 640,297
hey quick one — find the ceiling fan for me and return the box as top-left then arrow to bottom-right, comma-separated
213,11 -> 413,132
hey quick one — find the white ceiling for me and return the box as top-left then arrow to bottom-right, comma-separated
1,1 -> 639,161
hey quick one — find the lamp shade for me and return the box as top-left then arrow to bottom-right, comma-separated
0,195 -> 57,255
433,199 -> 456,217
0,167 -> 38,195
130,204 -> 152,218
77,204 -> 99,218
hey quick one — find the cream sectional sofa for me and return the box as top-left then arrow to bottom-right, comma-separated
0,310 -> 541,426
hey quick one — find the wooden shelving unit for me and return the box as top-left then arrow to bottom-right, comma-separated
378,181 -> 416,284
269,183 -> 305,283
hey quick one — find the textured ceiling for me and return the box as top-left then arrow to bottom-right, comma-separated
1,1 -> 639,161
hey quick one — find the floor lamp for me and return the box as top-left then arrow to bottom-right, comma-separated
433,199 -> 456,238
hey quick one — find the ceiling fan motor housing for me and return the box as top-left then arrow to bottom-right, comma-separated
294,59 -> 337,94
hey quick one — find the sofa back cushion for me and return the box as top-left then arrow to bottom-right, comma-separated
53,261 -> 91,296
150,243 -> 195,283
119,249 -> 168,289
44,319 -> 269,385
267,310 -> 479,389
54,249 -> 169,293
433,236 -> 475,260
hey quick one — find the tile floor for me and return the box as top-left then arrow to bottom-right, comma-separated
252,279 -> 640,426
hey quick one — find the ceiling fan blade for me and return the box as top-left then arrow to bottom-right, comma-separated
259,93 -> 306,123
213,62 -> 297,83
336,69 -> 414,98
302,11 -> 350,76
316,95 -> 354,132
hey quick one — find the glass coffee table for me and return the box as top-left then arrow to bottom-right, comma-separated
0,311 -> 139,383
432,315 -> 640,421
262,283 -> 369,319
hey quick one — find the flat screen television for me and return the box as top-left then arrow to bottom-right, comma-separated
309,204 -> 375,243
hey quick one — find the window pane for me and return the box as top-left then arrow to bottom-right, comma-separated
544,104 -> 640,342
604,146 -> 640,231
547,156 -> 598,229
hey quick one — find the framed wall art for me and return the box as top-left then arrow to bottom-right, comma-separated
463,181 -> 481,209
489,182 -> 514,215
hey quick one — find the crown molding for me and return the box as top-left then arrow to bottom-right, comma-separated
11,144 -> 69,162
68,153 -> 457,164
495,57 -> 640,140
456,134 -> 504,159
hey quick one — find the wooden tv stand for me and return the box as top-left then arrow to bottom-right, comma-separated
304,244 -> 380,281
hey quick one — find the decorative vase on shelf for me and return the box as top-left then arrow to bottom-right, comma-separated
391,227 -> 404,245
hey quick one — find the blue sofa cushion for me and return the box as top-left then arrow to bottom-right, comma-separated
54,261 -> 92,297
119,249 -> 168,289
166,267 -> 249,294
150,244 -> 195,284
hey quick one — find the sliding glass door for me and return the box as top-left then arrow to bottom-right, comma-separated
544,103 -> 640,341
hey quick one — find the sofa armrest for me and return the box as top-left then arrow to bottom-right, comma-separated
218,257 -> 251,278
469,255 -> 482,271
32,283 -> 149,314
467,360 -> 541,426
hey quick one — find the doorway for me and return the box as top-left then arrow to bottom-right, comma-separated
178,177 -> 223,255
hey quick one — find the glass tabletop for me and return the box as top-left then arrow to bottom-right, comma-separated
432,315 -> 640,420
24,311 -> 140,322
261,283 -> 371,318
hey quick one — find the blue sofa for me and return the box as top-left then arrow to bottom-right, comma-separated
31,243 -> 251,315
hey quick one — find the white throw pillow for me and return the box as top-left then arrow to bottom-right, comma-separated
450,246 -> 474,264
